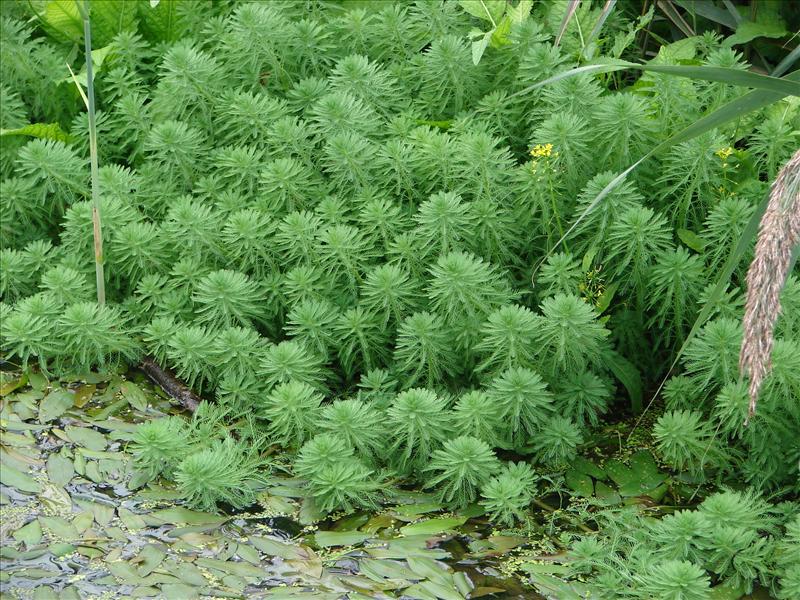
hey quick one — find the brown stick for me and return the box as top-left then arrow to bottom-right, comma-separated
139,355 -> 201,412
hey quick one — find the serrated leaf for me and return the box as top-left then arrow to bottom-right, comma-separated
459,0 -> 506,24
724,20 -> 788,47
14,520 -> 43,546
1,122 -> 71,143
148,508 -> 228,526
472,30 -> 493,65
490,16 -> 512,48
507,0 -> 532,24
65,425 -> 107,451
250,536 -> 304,559
677,228 -> 707,252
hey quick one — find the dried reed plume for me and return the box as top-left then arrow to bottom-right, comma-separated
739,148 -> 800,421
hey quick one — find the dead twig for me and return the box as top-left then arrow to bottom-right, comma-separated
139,355 -> 201,412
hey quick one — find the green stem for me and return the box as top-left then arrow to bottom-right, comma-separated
78,1 -> 105,306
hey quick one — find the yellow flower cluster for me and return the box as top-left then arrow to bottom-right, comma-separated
530,143 -> 554,158
715,146 -> 734,160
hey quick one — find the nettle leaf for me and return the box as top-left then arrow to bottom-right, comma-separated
724,20 -> 789,48
507,0 -> 533,24
459,0 -> 506,25
0,123 -> 71,143
471,29 -> 493,65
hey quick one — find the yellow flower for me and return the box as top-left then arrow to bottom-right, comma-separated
715,147 -> 734,160
530,143 -> 553,158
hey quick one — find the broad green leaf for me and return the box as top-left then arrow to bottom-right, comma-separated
195,557 -> 268,578
161,584 -> 199,600
603,350 -> 642,413
89,0 -> 139,46
0,464 -> 40,493
0,123 -> 70,143
136,544 -> 167,576
60,44 -> 113,88
490,15 -> 512,49
724,20 -> 788,47
677,228 -> 707,252
120,381 -> 148,411
595,280 -> 619,314
313,530 -> 371,547
459,0 -> 505,25
407,556 -> 453,587
46,453 -> 74,487
471,29 -> 493,65
565,469 -> 593,497
39,516 -> 79,541
138,0 -> 184,42
38,389 -> 74,423
148,507 -> 228,526
571,456 -> 605,479
249,536 -> 304,559
35,0 -> 83,43
400,517 -> 467,536
65,425 -> 107,451
507,0 -> 532,24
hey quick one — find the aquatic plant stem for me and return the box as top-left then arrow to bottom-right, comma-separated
77,1 -> 106,305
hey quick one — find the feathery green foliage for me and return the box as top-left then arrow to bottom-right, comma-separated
1,8 -> 798,595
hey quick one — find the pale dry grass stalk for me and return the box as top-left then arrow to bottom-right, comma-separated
739,148 -> 800,421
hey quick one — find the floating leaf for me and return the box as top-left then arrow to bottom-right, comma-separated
38,389 -> 74,423
148,508 -> 228,526
0,464 -> 40,493
65,425 -> 107,451
400,517 -> 467,536
120,381 -> 149,411
565,469 -> 593,497
250,536 -> 304,560
39,516 -> 79,541
135,544 -> 167,577
570,456 -> 605,480
314,530 -> 371,547
13,520 -> 43,546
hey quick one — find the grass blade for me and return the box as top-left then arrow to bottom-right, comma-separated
555,0 -> 581,47
583,0 -> 616,59
531,69 -> 800,282
511,61 -> 800,100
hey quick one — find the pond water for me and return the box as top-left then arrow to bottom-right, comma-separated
1,372 -> 557,599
